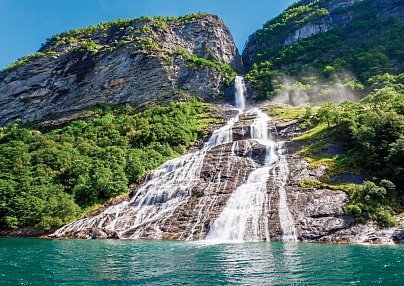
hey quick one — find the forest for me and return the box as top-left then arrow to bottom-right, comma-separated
0,99 -> 216,231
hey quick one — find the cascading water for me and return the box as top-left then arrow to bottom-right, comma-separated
206,79 -> 297,243
205,109 -> 274,242
53,76 -> 297,242
234,76 -> 246,111
273,143 -> 298,242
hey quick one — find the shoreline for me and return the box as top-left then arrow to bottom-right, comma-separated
1,232 -> 403,246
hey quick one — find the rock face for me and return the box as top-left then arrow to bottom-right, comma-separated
0,14 -> 241,126
50,106 -> 404,244
243,0 -> 404,68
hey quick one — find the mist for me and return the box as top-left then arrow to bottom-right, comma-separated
270,70 -> 363,106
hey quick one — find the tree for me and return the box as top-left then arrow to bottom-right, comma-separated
317,102 -> 339,127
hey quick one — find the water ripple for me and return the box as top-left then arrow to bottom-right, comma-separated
1,239 -> 403,285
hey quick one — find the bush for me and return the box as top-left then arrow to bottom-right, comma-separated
344,180 -> 399,226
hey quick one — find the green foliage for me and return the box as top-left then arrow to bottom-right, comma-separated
306,74 -> 404,224
291,74 -> 403,224
313,75 -> 404,185
2,51 -> 56,72
135,37 -> 161,51
0,99 -> 214,231
293,122 -> 329,141
298,178 -> 355,192
317,102 -> 338,127
245,62 -> 274,98
47,13 -> 208,45
255,0 -> 329,37
344,180 -> 399,226
265,104 -> 308,122
74,40 -> 102,53
176,47 -> 236,83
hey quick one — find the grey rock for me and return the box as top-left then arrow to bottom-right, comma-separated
330,173 -> 366,184
392,229 -> 404,242
318,218 -> 404,244
91,228 -> 108,239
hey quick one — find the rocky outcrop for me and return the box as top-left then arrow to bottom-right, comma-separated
276,154 -> 353,241
317,217 -> 404,244
0,14 -> 241,126
283,20 -> 332,46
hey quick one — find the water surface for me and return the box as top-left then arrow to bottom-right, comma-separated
0,239 -> 403,285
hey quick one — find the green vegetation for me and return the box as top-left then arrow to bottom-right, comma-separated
248,0 -> 403,227
293,123 -> 328,142
266,104 -> 308,122
344,180 -> 400,227
74,40 -> 104,53
0,99 -> 218,232
245,0 -> 403,100
254,0 -> 329,39
46,13 -> 208,45
175,48 -> 236,85
319,74 -> 403,186
291,73 -> 404,226
298,178 -> 355,193
1,51 -> 56,72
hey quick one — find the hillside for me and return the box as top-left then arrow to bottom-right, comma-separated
243,0 -> 404,101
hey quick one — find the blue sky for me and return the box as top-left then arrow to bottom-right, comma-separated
0,0 -> 295,69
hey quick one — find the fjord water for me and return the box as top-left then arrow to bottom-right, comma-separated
1,238 -> 404,285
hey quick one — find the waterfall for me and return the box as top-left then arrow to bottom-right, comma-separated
53,76 -> 297,242
274,143 -> 298,242
206,80 -> 297,243
54,114 -> 238,239
234,76 -> 246,111
206,109 -> 273,242
207,115 -> 239,147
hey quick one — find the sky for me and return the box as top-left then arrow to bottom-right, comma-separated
0,0 -> 295,69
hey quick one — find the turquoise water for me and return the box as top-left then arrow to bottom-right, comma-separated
0,239 -> 403,285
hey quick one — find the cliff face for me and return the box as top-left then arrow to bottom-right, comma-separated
0,14 -> 241,126
243,0 -> 404,68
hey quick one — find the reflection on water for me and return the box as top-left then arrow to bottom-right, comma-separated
0,239 -> 403,286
